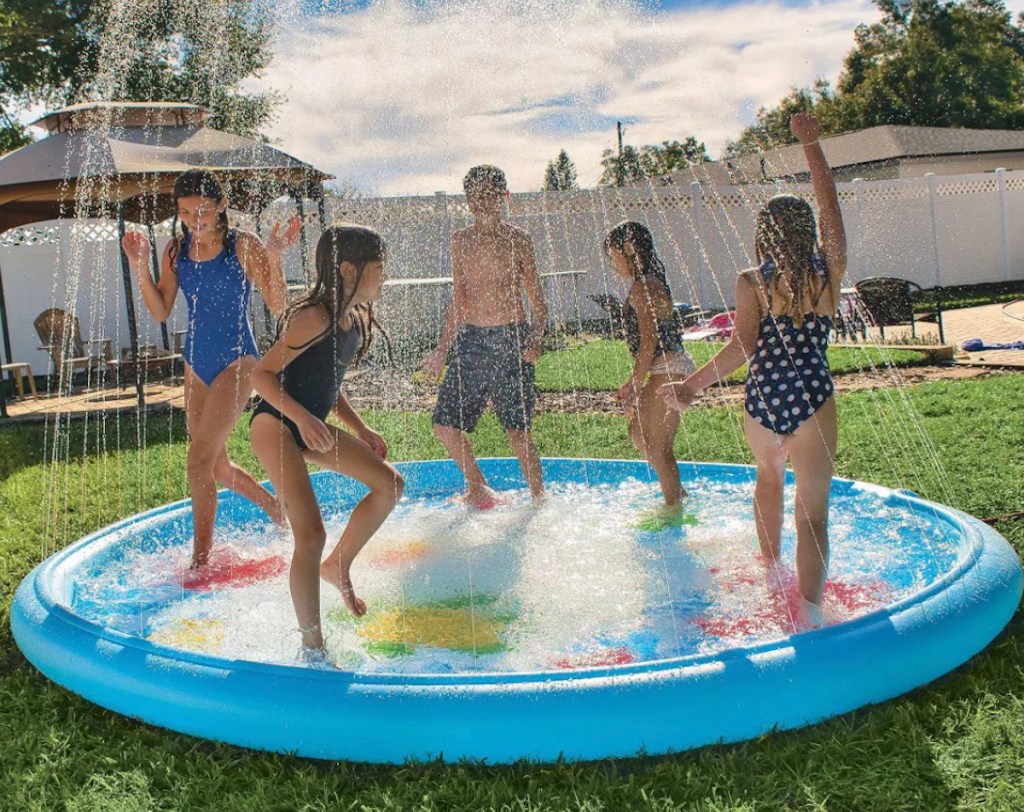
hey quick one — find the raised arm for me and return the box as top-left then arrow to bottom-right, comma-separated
791,113 -> 847,296
238,230 -> 289,318
516,231 -> 548,363
659,271 -> 763,410
121,231 -> 179,322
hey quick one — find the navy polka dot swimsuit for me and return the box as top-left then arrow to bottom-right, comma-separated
744,260 -> 834,435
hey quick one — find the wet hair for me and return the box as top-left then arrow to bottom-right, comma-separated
167,169 -> 233,271
278,224 -> 389,364
754,194 -> 828,316
603,221 -> 668,282
463,165 -> 508,196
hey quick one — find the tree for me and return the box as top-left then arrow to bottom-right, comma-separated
542,149 -> 579,191
826,0 -> 1024,131
0,0 -> 279,151
599,144 -> 645,186
639,137 -> 710,175
726,0 -> 1024,154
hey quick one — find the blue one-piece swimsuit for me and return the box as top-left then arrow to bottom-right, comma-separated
744,260 -> 834,435
175,230 -> 259,386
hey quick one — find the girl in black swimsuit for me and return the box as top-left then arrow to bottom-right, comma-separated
250,225 -> 404,662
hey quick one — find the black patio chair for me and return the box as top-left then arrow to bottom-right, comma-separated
853,277 -> 945,344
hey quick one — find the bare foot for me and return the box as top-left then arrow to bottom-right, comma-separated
319,560 -> 367,617
190,540 -> 212,569
453,485 -> 502,510
795,597 -> 826,631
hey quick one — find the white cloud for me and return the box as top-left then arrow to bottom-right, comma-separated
255,0 -> 880,194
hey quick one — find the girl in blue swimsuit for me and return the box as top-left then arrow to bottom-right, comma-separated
660,114 -> 847,627
605,221 -> 695,514
250,225 -> 403,660
122,170 -> 296,567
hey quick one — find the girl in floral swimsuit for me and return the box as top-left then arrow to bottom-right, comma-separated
659,113 -> 847,627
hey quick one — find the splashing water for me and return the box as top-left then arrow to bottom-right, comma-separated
66,474 -> 961,673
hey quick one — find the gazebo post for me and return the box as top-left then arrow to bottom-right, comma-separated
117,206 -> 146,411
0,256 -> 11,419
317,194 -> 327,230
147,223 -> 171,352
294,193 -> 311,285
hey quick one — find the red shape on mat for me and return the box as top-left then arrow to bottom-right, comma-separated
554,647 -> 635,670
180,550 -> 288,592
695,575 -> 892,640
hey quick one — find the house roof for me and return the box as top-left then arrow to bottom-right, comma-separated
663,125 -> 1024,185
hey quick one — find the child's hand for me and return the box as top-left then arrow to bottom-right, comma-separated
420,350 -> 445,381
358,426 -> 388,459
266,216 -> 302,254
790,112 -> 820,144
658,382 -> 696,412
616,378 -> 639,409
297,413 -> 335,453
523,335 -> 543,364
121,230 -> 152,271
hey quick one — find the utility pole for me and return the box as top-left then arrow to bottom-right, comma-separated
616,121 -> 625,187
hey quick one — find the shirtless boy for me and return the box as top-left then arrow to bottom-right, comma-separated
421,165 -> 548,507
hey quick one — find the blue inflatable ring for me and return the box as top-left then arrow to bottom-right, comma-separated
11,459 -> 1022,763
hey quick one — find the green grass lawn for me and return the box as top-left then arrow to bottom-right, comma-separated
1,374 -> 1022,811
535,338 -> 931,391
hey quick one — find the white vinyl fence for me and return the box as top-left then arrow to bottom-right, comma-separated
2,168 -> 1023,375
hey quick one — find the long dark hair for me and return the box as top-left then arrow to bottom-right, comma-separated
279,224 -> 388,364
755,194 -> 828,316
167,169 -> 233,271
603,221 -> 669,283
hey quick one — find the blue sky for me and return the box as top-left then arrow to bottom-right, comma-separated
254,0 -> 883,193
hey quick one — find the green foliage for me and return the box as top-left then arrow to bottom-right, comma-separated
599,135 -> 709,185
729,0 -> 1024,153
542,149 -> 579,191
0,0 -> 279,139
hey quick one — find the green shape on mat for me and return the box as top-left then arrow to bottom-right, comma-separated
632,511 -> 700,532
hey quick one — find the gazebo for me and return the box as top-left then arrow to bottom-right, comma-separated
0,101 -> 330,417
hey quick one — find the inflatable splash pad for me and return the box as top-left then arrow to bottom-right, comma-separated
11,459 -> 1021,763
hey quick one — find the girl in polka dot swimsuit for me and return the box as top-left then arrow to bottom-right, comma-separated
660,113 -> 847,627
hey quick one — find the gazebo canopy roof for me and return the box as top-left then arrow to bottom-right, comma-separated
0,101 -> 330,231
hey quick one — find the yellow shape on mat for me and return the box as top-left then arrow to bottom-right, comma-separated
367,540 -> 430,568
149,618 -> 225,653
360,606 -> 504,652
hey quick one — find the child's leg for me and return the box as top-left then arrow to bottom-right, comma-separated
213,446 -> 287,528
743,413 -> 788,562
506,429 -> 544,498
433,423 -> 497,507
637,377 -> 686,506
250,414 -> 326,650
184,358 -> 280,567
304,426 -> 405,616
786,398 -> 838,605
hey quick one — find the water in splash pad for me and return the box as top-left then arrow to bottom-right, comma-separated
68,470 -> 954,674
14,460 -> 1019,762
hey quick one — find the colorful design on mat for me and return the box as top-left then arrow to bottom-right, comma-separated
554,646 -> 635,670
695,577 -> 891,639
178,549 -> 288,592
148,618 -> 225,653
366,540 -> 430,569
338,595 -> 515,657
632,509 -> 700,532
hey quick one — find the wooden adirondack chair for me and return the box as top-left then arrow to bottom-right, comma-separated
33,308 -> 116,382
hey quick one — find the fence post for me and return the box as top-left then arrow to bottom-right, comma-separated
690,181 -> 705,308
996,168 -> 1012,282
435,191 -> 451,341
926,173 -> 942,287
